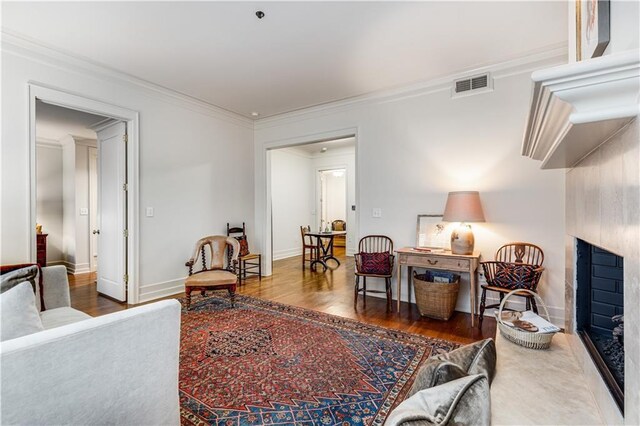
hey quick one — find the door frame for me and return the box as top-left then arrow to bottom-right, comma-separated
28,83 -> 141,304
316,166 -> 348,232
258,127 -> 359,277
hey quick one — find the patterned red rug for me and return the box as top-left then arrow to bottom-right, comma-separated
179,294 -> 458,426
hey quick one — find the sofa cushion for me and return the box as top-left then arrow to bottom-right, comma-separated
40,307 -> 92,330
1,282 -> 45,342
0,265 -> 43,311
385,374 -> 491,426
407,338 -> 496,398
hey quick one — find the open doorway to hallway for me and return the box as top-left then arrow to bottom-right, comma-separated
35,100 -> 129,304
269,137 -> 356,277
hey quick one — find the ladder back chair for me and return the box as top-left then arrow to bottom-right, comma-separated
184,236 -> 239,309
227,223 -> 262,283
354,235 -> 395,310
479,242 -> 545,327
300,226 -> 318,269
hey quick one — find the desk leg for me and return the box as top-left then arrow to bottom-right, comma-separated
396,263 -> 402,312
407,266 -> 413,309
470,266 -> 477,327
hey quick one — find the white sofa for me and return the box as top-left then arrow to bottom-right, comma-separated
0,266 -> 182,425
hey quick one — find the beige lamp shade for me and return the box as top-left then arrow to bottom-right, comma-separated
442,191 -> 485,223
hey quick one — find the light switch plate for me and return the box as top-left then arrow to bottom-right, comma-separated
146,207 -> 154,217
79,208 -> 88,215
372,208 -> 382,218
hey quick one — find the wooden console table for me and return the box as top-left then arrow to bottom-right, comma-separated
396,248 -> 481,326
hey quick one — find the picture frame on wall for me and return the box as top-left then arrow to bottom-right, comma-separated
576,0 -> 610,61
416,214 -> 451,249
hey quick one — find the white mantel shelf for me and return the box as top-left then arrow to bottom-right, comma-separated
522,50 -> 640,169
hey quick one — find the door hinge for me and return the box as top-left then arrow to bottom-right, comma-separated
123,229 -> 129,238
123,134 -> 128,143
123,274 -> 129,284
123,183 -> 128,191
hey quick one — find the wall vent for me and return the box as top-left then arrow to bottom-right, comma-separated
452,73 -> 493,98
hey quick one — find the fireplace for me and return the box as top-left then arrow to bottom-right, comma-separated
575,239 -> 624,413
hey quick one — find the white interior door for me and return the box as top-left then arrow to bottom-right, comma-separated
89,147 -> 98,273
96,122 -> 127,301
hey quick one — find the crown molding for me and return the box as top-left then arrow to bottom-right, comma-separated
1,30 -> 254,129
522,49 -> 640,169
35,137 -> 62,148
255,43 -> 568,130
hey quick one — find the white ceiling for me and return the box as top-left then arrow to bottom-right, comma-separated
4,2 -> 567,119
36,101 -> 108,141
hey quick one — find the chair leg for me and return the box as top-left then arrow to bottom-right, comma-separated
186,287 -> 192,309
228,287 -> 236,308
354,275 -> 360,308
201,290 -> 206,296
258,254 -> 262,280
479,288 -> 487,328
363,277 -> 367,307
530,296 -> 538,314
385,278 -> 392,310
526,297 -> 531,311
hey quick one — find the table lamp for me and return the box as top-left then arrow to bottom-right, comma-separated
442,191 -> 485,255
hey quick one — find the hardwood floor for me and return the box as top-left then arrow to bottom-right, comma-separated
69,247 -> 495,344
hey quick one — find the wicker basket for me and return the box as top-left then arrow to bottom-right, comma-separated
497,289 -> 556,350
413,271 -> 460,320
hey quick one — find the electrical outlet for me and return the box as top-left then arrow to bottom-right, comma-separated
372,208 -> 382,218
146,207 -> 154,217
79,208 -> 88,215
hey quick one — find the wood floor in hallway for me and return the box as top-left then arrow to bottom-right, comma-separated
69,247 -> 496,344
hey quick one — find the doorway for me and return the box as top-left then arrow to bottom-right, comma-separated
30,84 -> 139,303
269,137 -> 356,273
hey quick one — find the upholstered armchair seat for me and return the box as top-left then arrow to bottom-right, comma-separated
185,270 -> 238,287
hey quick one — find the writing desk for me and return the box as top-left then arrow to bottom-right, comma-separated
396,248 -> 481,326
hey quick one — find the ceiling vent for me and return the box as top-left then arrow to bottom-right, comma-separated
452,73 -> 493,98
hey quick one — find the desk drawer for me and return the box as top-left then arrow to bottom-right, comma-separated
403,256 -> 470,271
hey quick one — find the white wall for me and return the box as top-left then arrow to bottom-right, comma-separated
568,0 -> 640,62
270,149 -> 313,260
255,55 -> 567,324
312,148 -> 356,254
1,37 -> 254,303
35,143 -> 64,264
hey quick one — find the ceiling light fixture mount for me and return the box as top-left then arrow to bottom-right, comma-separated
255,11 -> 265,19
251,112 -> 260,117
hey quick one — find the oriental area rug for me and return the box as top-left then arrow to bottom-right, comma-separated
179,294 -> 458,426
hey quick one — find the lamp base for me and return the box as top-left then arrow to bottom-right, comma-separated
450,224 -> 474,255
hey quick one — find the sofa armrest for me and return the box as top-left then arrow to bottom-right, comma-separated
41,265 -> 71,310
0,299 -> 182,425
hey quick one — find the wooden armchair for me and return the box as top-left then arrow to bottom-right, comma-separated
354,235 -> 395,310
479,242 -> 545,327
184,236 -> 239,309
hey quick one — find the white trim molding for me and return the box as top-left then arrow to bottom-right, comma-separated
522,49 -> 640,169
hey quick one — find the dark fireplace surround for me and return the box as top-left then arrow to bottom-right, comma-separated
575,239 -> 624,413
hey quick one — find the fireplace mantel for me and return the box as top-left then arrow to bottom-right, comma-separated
522,50 -> 639,169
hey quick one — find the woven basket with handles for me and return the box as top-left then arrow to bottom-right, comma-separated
413,271 -> 460,320
497,289 -> 556,350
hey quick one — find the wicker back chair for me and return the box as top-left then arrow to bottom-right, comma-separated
354,235 -> 395,310
479,242 -> 545,327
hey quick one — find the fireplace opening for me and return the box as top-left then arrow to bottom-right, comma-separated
576,239 -> 624,414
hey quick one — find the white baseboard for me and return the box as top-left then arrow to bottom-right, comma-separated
273,248 -> 300,261
138,277 -> 185,304
58,261 -> 90,275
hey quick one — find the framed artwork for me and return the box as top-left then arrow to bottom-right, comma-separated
576,0 -> 610,61
416,215 -> 451,249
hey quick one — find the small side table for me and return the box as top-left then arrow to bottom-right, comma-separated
396,248 -> 481,326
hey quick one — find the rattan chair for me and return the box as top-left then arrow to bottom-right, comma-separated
479,242 -> 545,327
354,235 -> 394,310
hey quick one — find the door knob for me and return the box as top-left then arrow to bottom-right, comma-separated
92,230 -> 100,235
